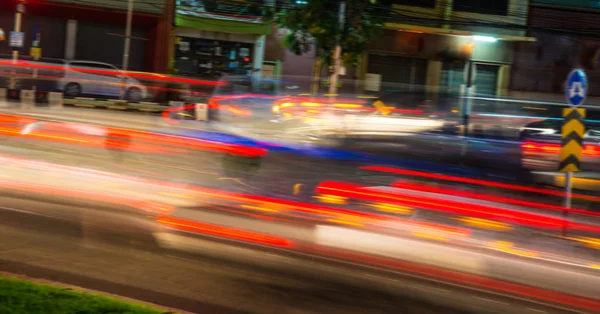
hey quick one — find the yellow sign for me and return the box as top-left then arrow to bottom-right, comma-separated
372,100 -> 394,115
559,108 -> 586,172
30,47 -> 41,59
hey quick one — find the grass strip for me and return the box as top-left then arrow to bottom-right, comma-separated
0,275 -> 169,314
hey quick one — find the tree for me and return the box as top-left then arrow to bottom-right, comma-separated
270,0 -> 386,68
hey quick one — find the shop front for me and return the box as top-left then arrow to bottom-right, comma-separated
172,1 -> 271,79
362,29 -> 515,98
174,36 -> 255,78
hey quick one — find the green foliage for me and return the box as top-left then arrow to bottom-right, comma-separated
270,0 -> 385,67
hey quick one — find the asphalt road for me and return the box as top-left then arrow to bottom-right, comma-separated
0,106 -> 530,182
0,107 -> 599,313
0,195 -> 585,314
0,115 -> 598,244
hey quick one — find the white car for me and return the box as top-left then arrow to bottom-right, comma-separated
60,60 -> 148,101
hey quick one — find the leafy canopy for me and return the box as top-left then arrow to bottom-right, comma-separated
269,0 -> 386,67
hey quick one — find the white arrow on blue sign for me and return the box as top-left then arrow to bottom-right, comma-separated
565,69 -> 587,107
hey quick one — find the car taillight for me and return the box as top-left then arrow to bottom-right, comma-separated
583,144 -> 600,157
523,141 -> 600,157
522,142 -> 561,154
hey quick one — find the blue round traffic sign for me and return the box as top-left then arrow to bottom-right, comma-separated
565,69 -> 587,107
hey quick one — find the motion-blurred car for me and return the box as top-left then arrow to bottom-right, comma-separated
207,75 -> 282,122
520,110 -> 600,172
269,91 -> 461,146
60,60 -> 148,101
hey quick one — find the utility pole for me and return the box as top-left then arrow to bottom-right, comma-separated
459,42 -> 475,160
461,41 -> 476,137
328,1 -> 345,94
120,0 -> 134,99
9,0 -> 26,89
463,60 -> 474,137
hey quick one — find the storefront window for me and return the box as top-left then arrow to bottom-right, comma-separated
174,36 -> 254,78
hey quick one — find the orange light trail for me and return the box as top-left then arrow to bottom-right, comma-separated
360,165 -> 600,203
316,181 -> 600,232
156,215 -> 294,247
391,180 -> 600,217
0,113 -> 267,157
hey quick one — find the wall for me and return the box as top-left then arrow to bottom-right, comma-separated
370,31 -> 513,64
511,5 -> 600,96
0,12 -> 66,60
47,0 -> 164,14
392,0 -> 529,37
0,1 -> 161,72
76,21 -> 146,70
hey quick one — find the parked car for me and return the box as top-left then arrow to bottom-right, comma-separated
59,60 -> 148,101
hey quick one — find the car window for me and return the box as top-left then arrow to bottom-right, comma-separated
69,62 -> 89,68
586,110 -> 600,121
68,62 -> 121,77
589,129 -> 600,137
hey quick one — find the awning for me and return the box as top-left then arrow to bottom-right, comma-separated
385,22 -> 536,42
175,14 -> 271,36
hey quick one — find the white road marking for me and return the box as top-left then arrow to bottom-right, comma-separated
0,206 -> 55,218
476,296 -> 508,305
414,284 -> 449,293
365,275 -> 450,293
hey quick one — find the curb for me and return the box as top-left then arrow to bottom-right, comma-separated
0,271 -> 193,314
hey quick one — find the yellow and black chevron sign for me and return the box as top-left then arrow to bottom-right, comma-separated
559,108 -> 586,172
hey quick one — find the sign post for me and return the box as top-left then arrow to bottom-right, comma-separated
560,69 -> 587,236
31,24 -> 41,91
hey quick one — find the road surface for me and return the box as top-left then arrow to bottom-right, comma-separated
0,195 -> 584,314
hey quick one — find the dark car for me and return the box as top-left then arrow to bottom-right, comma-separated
520,107 -> 600,173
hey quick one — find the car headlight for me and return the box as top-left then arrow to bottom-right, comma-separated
520,128 -> 557,135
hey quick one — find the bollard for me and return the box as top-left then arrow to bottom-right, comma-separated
48,92 -> 63,108
35,91 -> 49,105
195,103 -> 208,121
20,90 -> 35,109
7,89 -> 20,101
0,88 -> 6,108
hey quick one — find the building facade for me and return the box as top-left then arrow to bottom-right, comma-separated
0,0 -> 170,72
511,0 -> 600,101
360,0 -> 532,97
172,0 -> 276,80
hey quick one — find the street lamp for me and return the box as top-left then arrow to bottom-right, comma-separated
472,35 -> 497,43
